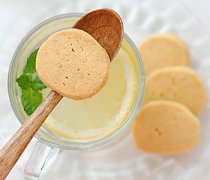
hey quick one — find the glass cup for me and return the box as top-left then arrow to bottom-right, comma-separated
8,13 -> 145,178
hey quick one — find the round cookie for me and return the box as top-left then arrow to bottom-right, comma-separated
133,100 -> 200,155
139,33 -> 190,75
144,67 -> 207,115
36,29 -> 110,100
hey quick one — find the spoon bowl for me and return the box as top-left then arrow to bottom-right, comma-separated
74,9 -> 124,60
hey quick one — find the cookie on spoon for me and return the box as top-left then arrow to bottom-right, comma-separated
36,29 -> 110,100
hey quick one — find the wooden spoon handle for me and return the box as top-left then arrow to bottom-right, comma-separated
0,90 -> 62,179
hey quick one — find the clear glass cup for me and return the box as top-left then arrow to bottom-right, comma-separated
8,13 -> 145,178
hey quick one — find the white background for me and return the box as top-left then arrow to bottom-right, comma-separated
1,0 -> 210,179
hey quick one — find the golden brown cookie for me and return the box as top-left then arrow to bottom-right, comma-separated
36,29 -> 110,100
144,67 -> 208,115
139,33 -> 190,75
133,100 -> 200,155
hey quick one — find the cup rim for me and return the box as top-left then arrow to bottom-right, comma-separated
8,13 -> 145,150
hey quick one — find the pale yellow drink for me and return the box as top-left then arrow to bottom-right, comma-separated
43,48 -> 136,141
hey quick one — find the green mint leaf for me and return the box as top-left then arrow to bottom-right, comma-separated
16,48 -> 46,116
23,49 -> 39,74
16,49 -> 46,116
21,88 -> 43,116
31,73 -> 46,91
16,74 -> 32,90
16,73 -> 46,91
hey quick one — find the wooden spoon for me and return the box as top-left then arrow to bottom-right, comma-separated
0,9 -> 123,179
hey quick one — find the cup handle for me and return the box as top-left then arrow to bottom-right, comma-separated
24,141 -> 61,179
